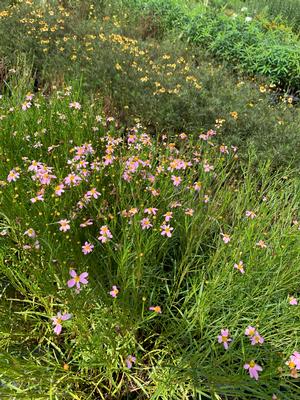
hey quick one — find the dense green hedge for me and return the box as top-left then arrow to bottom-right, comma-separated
131,0 -> 300,91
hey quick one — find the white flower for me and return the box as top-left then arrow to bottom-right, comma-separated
245,16 -> 253,22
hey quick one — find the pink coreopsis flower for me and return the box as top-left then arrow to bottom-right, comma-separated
80,219 -> 93,228
141,218 -> 153,230
256,240 -> 267,248
98,225 -> 113,243
204,194 -> 210,203
286,352 -> 300,371
69,101 -> 81,110
54,184 -> 65,196
144,207 -> 158,216
217,329 -> 232,350
163,211 -> 173,222
24,228 -> 36,238
109,285 -> 119,298
82,242 -> 94,254
245,210 -> 257,219
7,169 -> 20,182
67,269 -> 88,291
245,326 -> 257,337
234,260 -> 245,274
51,312 -> 71,335
244,361 -> 263,380
125,355 -> 136,369
171,175 -> 182,187
203,162 -> 214,172
221,233 -> 231,244
185,208 -> 194,216
251,333 -> 264,346
193,181 -> 202,192
85,188 -> 100,199
289,296 -> 298,305
149,306 -> 162,314
58,219 -> 70,232
64,173 -> 81,186
160,224 -> 174,238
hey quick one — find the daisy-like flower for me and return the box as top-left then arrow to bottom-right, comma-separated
256,240 -> 267,248
221,233 -> 231,244
193,181 -> 202,192
54,184 -> 65,196
245,326 -> 257,337
82,242 -> 94,254
217,329 -> 232,350
58,219 -> 70,232
286,352 -> 300,376
234,260 -> 245,274
125,355 -> 136,369
24,228 -> 36,238
67,270 -> 88,292
250,333 -> 264,346
85,188 -> 100,199
144,207 -> 158,215
245,210 -> 256,219
244,361 -> 262,380
185,208 -> 194,216
171,175 -> 182,187
163,212 -> 173,222
98,225 -> 113,243
51,312 -> 71,335
289,296 -> 298,305
7,169 -> 20,182
109,285 -> 119,298
80,219 -> 93,228
69,101 -> 81,110
140,218 -> 153,230
160,224 -> 174,237
149,306 -> 162,314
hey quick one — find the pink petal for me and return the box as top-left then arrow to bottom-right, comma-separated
79,272 -> 88,284
70,270 -> 77,278
54,324 -> 62,335
67,279 -> 76,288
61,313 -> 71,321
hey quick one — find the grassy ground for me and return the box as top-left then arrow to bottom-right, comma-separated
1,1 -> 300,399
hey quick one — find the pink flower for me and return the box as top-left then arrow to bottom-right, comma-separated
171,175 -> 182,186
85,188 -> 100,199
67,269 -> 88,292
82,242 -> 94,254
234,260 -> 245,274
149,306 -> 162,314
256,240 -> 267,248
24,228 -> 36,238
245,210 -> 256,219
244,361 -> 263,380
289,296 -> 298,305
144,207 -> 158,215
69,101 -> 81,110
141,218 -> 153,230
98,225 -> 113,243
193,181 -> 202,192
109,285 -> 119,298
58,219 -> 70,232
217,329 -> 232,350
64,173 -> 81,186
221,233 -> 230,244
245,326 -> 257,337
51,312 -> 71,335
250,333 -> 264,345
7,169 -> 20,182
80,219 -> 93,228
54,184 -> 65,196
125,355 -> 136,369
160,224 -> 174,237
286,352 -> 300,370
203,162 -> 214,172
163,211 -> 173,222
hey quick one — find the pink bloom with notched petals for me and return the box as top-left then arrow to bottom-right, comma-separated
245,210 -> 257,219
149,306 -> 162,314
58,219 -> 70,232
234,260 -> 245,274
54,184 -> 65,196
98,225 -> 113,243
125,355 -> 136,369
163,212 -> 173,222
289,296 -> 298,305
244,361 -> 262,380
24,228 -> 36,238
109,285 -> 119,298
82,242 -> 94,254
160,224 -> 174,237
217,329 -> 232,350
141,218 -> 152,230
251,333 -> 264,345
85,188 -> 100,199
7,169 -> 20,182
171,175 -> 182,187
67,270 -> 88,291
144,207 -> 158,216
221,233 -> 231,244
51,312 -> 71,335
245,326 -> 257,337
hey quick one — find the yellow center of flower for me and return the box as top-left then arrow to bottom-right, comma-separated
222,336 -> 228,342
249,360 -> 256,368
74,276 -> 80,283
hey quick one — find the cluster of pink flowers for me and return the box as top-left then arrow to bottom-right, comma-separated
245,326 -> 264,345
98,225 -> 113,243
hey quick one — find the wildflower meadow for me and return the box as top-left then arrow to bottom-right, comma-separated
1,1 -> 300,399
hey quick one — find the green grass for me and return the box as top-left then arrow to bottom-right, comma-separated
1,69 -> 300,398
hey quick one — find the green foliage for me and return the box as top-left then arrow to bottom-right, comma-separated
131,0 -> 300,91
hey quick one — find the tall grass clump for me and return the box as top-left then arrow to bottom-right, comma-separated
1,73 -> 300,398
